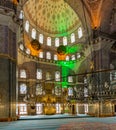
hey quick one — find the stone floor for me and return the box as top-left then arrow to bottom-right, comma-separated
0,115 -> 116,130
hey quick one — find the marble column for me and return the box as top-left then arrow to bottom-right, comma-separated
0,1 -> 18,121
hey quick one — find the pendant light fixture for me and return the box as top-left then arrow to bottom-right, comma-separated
57,45 -> 67,55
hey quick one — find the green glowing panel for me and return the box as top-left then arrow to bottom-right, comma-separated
57,61 -> 76,70
61,82 -> 68,88
66,44 -> 83,54
56,57 -> 86,88
56,43 -> 85,88
57,61 -> 75,88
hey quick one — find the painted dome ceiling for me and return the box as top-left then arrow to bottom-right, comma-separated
24,0 -> 81,37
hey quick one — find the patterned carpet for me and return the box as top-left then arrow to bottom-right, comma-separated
0,116 -> 116,130
58,122 -> 116,130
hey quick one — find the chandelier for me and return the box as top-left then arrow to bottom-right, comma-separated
57,45 -> 67,55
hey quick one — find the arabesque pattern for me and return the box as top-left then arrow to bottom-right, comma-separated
24,0 -> 81,36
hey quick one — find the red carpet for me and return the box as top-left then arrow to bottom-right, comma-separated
58,122 -> 116,130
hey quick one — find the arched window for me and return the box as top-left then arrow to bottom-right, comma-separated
63,37 -> 67,46
36,69 -> 42,79
66,55 -> 70,61
55,86 -> 59,95
55,71 -> 60,81
19,43 -> 24,50
25,48 -> 30,54
31,28 -> 36,39
39,34 -> 43,44
36,84 -> 42,95
68,76 -> 73,82
46,52 -> 51,59
84,87 -> 88,97
39,51 -> 43,58
19,104 -> 27,115
71,55 -> 75,60
68,87 -> 73,96
56,103 -> 61,114
20,69 -> 26,78
71,33 -> 75,43
55,86 -> 61,96
19,10 -> 24,20
84,77 -> 87,84
54,54 -> 58,60
46,72 -> 51,80
78,27 -> 83,38
20,84 -> 27,94
36,104 -> 43,114
47,37 -> 51,46
55,38 -> 59,47
25,20 -> 29,32
77,53 -> 81,58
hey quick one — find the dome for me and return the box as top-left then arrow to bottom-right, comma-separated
24,0 -> 81,37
